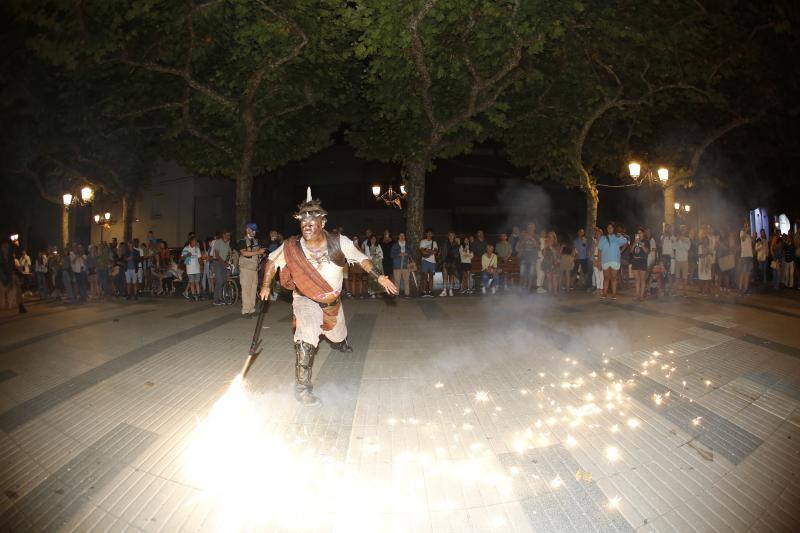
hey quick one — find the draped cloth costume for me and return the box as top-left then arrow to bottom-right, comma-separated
268,189 -> 371,405
280,233 -> 347,333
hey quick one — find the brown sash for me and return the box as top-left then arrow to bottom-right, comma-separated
280,234 -> 343,331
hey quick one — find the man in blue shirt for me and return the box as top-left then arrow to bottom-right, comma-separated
573,228 -> 589,289
121,242 -> 141,300
597,223 -> 628,299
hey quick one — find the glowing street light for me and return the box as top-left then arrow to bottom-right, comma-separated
657,168 -> 669,183
371,182 -> 408,209
93,211 -> 113,243
62,193 -> 73,207
674,202 -> 681,211
628,162 -> 641,179
80,186 -> 94,203
10,234 -> 19,245
684,204 -> 691,213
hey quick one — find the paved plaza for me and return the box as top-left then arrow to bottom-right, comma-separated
1,290 -> 800,532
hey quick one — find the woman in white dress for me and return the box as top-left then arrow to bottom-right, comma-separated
697,231 -> 713,295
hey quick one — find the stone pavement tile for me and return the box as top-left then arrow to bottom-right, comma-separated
683,326 -> 737,346
0,313 -> 240,433
753,388 -> 800,420
0,422 -> 156,532
501,446 -> 632,533
0,438 -> 50,517
0,308 -> 155,356
6,418 -> 85,473
147,484 -> 200,533
729,402 -> 784,440
417,300 -> 451,321
695,386 -> 753,420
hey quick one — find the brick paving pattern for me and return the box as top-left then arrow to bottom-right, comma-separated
0,291 -> 799,532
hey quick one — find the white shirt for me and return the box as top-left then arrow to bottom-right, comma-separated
268,235 -> 367,295
20,255 -> 31,274
673,238 -> 691,262
755,240 -> 768,261
661,235 -> 674,256
182,245 -> 201,275
70,251 -> 85,273
739,231 -> 753,258
419,239 -> 438,264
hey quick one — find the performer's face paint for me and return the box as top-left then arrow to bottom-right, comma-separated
300,215 -> 325,241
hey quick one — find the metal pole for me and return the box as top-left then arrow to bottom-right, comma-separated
240,299 -> 269,378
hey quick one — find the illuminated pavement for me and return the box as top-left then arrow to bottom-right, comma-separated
1,290 -> 800,532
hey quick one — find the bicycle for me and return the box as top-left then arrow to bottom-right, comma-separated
221,261 -> 240,305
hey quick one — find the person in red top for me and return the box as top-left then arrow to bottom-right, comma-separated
259,188 -> 397,406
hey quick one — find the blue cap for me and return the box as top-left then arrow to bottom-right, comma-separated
245,222 -> 258,231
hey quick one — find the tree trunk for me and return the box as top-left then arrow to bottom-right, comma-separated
235,115 -> 257,239
583,179 -> 598,239
61,205 -> 70,249
404,157 -> 428,252
662,184 -> 676,229
122,193 -> 135,242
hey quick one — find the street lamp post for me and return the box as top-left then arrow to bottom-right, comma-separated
627,161 -> 669,186
628,161 -> 671,230
93,211 -> 113,243
372,182 -> 408,209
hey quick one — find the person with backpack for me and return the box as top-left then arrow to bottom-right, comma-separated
237,223 -> 265,317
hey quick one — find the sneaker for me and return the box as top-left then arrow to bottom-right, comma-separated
213,300 -> 225,306
491,287 -> 497,295
439,290 -> 448,297
481,287 -> 486,295
183,292 -> 189,300
448,289 -> 453,297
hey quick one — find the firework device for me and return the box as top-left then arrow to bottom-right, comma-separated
240,300 -> 269,378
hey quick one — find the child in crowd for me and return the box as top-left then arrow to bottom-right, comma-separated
649,260 -> 666,299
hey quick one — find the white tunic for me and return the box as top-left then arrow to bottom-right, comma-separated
268,234 -> 368,295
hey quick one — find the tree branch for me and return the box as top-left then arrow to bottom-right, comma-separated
111,101 -> 186,120
668,114 -> 762,187
17,167 -> 62,205
120,56 -> 236,109
245,1 -> 308,108
180,98 -> 233,155
258,86 -> 314,129
705,23 -> 774,87
409,0 -> 440,130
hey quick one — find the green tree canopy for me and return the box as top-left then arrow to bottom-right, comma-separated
15,0 -> 358,235
348,0 -> 578,246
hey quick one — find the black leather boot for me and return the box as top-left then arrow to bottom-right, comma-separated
329,337 -> 353,353
294,341 -> 320,406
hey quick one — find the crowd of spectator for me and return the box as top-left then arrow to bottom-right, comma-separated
333,220 -> 800,300
2,217 -> 799,316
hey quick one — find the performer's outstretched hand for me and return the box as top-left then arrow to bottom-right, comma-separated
379,275 -> 399,295
259,285 -> 271,301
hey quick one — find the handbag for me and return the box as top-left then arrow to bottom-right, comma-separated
718,254 -> 735,272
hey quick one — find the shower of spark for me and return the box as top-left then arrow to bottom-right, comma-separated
180,338 -> 700,529
182,376 -> 519,531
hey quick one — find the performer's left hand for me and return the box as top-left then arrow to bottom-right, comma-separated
378,275 -> 399,295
